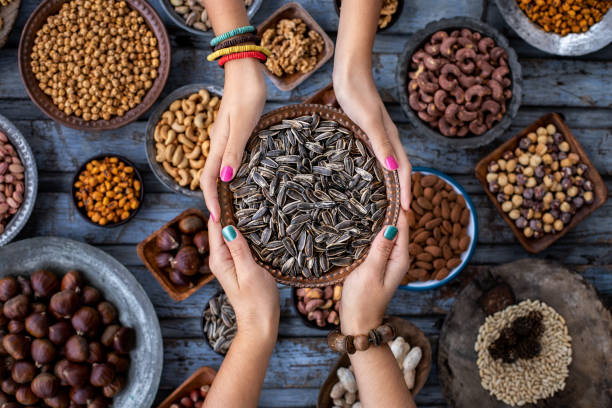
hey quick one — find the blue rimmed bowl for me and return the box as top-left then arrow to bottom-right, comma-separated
400,167 -> 478,292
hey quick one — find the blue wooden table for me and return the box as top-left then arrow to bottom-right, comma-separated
1,0 -> 611,406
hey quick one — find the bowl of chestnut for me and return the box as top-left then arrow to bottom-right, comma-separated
137,208 -> 213,302
157,365 -> 215,408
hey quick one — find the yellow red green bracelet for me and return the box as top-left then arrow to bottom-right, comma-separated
206,45 -> 271,62
210,25 -> 256,47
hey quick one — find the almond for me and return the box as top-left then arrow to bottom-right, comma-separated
447,258 -> 462,269
424,187 -> 434,200
413,230 -> 430,243
409,243 -> 423,256
460,208 -> 470,226
450,205 -> 461,223
416,252 -> 433,262
425,218 -> 442,230
417,212 -> 434,228
459,235 -> 471,251
415,261 -> 433,270
424,246 -> 442,257
433,268 -> 450,281
417,197 -> 433,210
420,174 -> 437,187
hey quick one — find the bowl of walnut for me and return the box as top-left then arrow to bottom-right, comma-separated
257,2 -> 335,91
18,0 -> 171,131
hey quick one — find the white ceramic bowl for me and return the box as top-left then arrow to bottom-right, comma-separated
400,167 -> 478,291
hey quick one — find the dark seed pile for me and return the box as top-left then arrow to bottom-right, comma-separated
488,310 -> 544,363
230,114 -> 388,279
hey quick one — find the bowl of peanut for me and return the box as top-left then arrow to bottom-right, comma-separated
145,83 -> 222,198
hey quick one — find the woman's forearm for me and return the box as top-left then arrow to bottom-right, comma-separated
202,0 -> 250,34
203,332 -> 276,408
349,345 -> 416,408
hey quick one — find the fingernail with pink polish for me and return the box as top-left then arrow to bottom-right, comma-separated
210,213 -> 216,222
385,156 -> 398,171
220,166 -> 234,182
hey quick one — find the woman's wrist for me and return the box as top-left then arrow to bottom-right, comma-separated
340,313 -> 384,336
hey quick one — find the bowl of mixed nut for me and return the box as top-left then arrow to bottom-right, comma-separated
160,0 -> 262,36
0,114 -> 37,247
400,167 -> 478,291
475,113 -> 608,253
396,17 -> 522,148
145,83 -> 222,197
18,0 -> 171,130
218,103 -> 400,288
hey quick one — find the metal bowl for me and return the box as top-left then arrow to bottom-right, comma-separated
495,0 -> 612,56
0,114 -> 37,247
396,17 -> 523,149
399,167 -> 478,292
145,83 -> 223,197
0,237 -> 163,407
159,0 -> 263,37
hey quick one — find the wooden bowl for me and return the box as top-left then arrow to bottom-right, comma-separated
156,366 -> 216,408
475,113 -> 608,253
18,0 -> 171,131
0,0 -> 21,48
218,103 -> 401,288
257,2 -> 334,91
304,82 -> 340,109
71,154 -> 144,228
317,316 -> 432,408
137,208 -> 214,302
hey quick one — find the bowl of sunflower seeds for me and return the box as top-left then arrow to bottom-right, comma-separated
218,104 -> 401,287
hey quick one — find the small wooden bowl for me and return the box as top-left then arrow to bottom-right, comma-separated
71,154 -> 144,228
291,287 -> 339,331
0,0 -> 21,49
257,2 -> 334,91
218,103 -> 401,288
304,82 -> 340,109
475,113 -> 608,253
156,366 -> 216,408
18,0 -> 171,131
137,208 -> 214,302
317,316 -> 432,408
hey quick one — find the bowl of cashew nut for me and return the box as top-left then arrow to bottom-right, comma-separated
396,17 -> 523,149
145,83 -> 222,197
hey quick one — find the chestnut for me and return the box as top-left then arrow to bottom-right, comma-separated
61,362 -> 90,388
2,334 -> 29,360
61,270 -> 84,292
90,363 -> 115,387
31,302 -> 47,313
171,246 -> 201,276
31,339 -> 56,365
69,384 -> 96,405
169,269 -> 190,287
96,302 -> 117,326
7,320 -> 24,334
0,277 -> 18,302
193,230 -> 209,254
54,359 -> 71,384
101,325 -> 120,348
65,335 -> 88,363
87,342 -> 105,364
178,215 -> 204,234
31,269 -> 60,298
81,286 -> 101,306
0,390 -> 7,404
31,373 -> 60,399
26,312 -> 50,338
157,227 -> 180,251
3,294 -> 29,320
181,234 -> 194,247
44,391 -> 70,408
49,321 -> 74,345
102,375 -> 125,398
15,384 -> 39,405
155,252 -> 173,269
87,396 -> 111,408
113,327 -> 135,354
1,378 -> 17,395
11,360 -> 35,383
17,276 -> 32,296
106,352 -> 129,373
71,306 -> 100,336
50,290 -> 80,319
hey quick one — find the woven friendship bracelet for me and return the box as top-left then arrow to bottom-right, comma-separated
218,51 -> 267,67
327,320 -> 396,354
207,44 -> 271,62
210,25 -> 256,47
212,33 -> 261,52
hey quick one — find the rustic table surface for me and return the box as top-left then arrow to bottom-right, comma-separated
1,0 -> 611,406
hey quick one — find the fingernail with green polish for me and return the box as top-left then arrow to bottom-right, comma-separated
384,225 -> 398,240
222,225 -> 237,242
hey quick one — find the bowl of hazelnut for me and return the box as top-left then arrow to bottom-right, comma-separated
475,113 -> 608,253
18,0 -> 171,130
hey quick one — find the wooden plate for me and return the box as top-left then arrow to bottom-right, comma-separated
257,2 -> 334,91
438,259 -> 612,407
317,316 -> 432,408
475,113 -> 608,253
156,366 -> 216,408
217,103 -> 401,288
137,208 -> 214,302
0,0 -> 21,48
18,0 -> 171,130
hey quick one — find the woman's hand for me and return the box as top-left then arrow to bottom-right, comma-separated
340,210 -> 410,335
207,219 -> 280,338
201,58 -> 266,222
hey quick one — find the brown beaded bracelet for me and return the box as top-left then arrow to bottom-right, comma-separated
212,33 -> 261,52
327,320 -> 396,354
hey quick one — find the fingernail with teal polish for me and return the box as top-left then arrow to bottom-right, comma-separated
384,225 -> 398,240
222,225 -> 237,242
